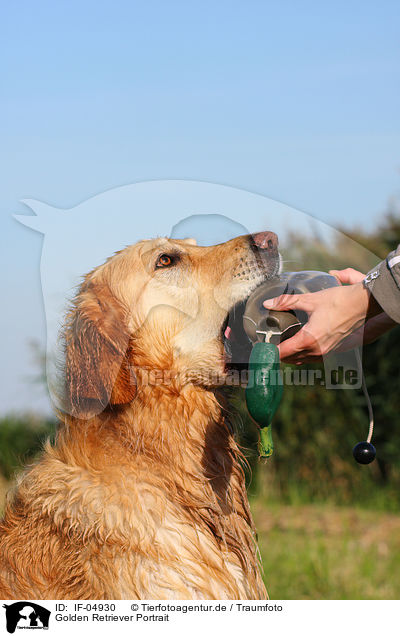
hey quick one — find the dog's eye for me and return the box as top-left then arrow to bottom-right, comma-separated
155,253 -> 175,268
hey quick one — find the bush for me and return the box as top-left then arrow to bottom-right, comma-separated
0,414 -> 57,480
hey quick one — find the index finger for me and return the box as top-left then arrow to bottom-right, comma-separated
263,293 -> 314,313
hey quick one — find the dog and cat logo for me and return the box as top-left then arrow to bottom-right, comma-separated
2,603 -> 50,633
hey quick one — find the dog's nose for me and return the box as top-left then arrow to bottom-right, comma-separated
251,231 -> 279,251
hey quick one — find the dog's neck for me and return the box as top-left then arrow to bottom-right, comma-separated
118,385 -> 243,508
64,382 -> 241,486
123,383 -> 255,558
67,382 -> 248,521
126,383 -> 227,457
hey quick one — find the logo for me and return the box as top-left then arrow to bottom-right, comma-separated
3,603 -> 50,634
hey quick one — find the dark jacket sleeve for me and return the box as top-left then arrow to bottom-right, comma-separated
364,244 -> 400,323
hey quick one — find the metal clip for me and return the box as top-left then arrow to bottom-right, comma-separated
364,270 -> 380,284
256,329 -> 274,344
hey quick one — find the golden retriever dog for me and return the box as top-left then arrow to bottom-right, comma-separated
0,230 -> 279,599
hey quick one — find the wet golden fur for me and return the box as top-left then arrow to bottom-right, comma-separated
0,234 -> 279,599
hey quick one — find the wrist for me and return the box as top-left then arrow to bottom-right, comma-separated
359,280 -> 383,318
348,283 -> 382,321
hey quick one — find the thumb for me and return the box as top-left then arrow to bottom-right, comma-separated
277,325 -> 320,361
329,267 -> 365,285
263,293 -> 313,312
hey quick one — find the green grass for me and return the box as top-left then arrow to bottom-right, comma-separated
251,499 -> 400,599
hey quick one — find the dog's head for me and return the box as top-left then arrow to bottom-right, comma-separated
62,231 -> 280,416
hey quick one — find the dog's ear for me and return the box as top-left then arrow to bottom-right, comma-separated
63,278 -> 136,416
181,237 -> 197,246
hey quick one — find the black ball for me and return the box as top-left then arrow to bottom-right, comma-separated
353,442 -> 376,464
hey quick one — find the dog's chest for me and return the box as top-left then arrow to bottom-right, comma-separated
60,471 -> 263,599
92,481 -> 263,599
40,459 -> 266,599
106,498 -> 262,599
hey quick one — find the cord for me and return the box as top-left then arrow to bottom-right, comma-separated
355,348 -> 374,444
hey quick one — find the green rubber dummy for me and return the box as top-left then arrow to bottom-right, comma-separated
259,424 -> 274,459
245,342 -> 283,458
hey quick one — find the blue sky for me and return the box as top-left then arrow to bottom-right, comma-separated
1,0 -> 399,413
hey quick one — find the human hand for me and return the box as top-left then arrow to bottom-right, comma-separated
263,268 -> 383,363
328,269 -> 395,350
